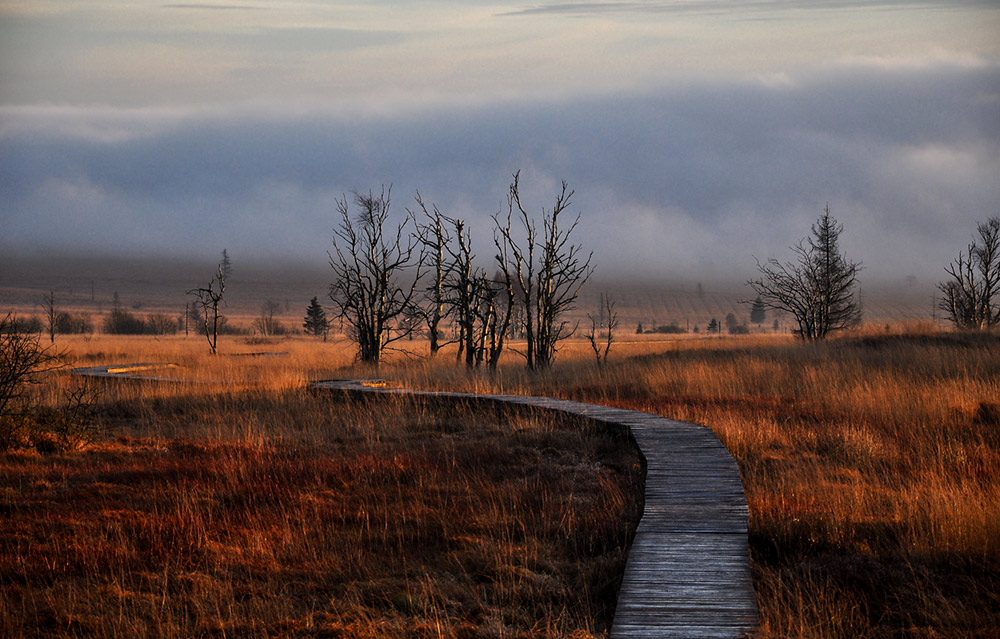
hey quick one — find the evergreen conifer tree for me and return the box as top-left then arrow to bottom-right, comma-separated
748,206 -> 862,340
303,297 -> 329,339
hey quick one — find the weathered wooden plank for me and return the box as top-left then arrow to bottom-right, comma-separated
311,379 -> 759,638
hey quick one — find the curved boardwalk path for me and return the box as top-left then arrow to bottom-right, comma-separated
313,380 -> 759,638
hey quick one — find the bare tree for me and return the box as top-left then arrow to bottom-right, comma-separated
748,206 -> 862,341
41,291 -> 56,344
446,216 -> 478,366
497,171 -> 593,369
254,300 -> 284,336
496,181 -> 537,368
411,194 -> 454,356
938,216 -> 1000,330
586,292 -> 619,367
188,251 -> 229,354
481,263 -> 516,370
425,209 -> 514,369
1,313 -> 61,450
467,270 -> 515,370
328,187 -> 421,365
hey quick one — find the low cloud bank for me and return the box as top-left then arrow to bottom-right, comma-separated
2,64 -> 997,286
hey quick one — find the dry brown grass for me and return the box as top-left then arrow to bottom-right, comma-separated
1,335 -> 643,638
4,325 -> 998,638
387,327 -> 999,639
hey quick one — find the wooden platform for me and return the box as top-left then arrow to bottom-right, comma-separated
313,380 -> 759,638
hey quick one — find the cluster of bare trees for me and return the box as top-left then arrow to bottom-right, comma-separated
411,194 -> 514,369
938,217 -> 1000,330
500,174 -> 594,370
327,172 -> 593,368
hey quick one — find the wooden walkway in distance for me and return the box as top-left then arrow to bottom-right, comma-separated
72,363 -> 191,383
313,380 -> 759,638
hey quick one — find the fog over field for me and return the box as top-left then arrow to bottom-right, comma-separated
2,1 -> 998,286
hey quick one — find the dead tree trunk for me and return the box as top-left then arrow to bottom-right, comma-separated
412,194 -> 452,356
187,253 -> 229,355
498,171 -> 592,370
586,292 -> 618,367
42,291 -> 56,344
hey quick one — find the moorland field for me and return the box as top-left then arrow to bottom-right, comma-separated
1,262 -> 998,638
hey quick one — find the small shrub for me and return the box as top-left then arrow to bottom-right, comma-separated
650,324 -> 685,334
54,312 -> 93,334
103,309 -> 147,334
146,313 -> 178,336
0,413 -> 32,451
1,315 -> 42,334
0,385 -> 103,453
1,314 -> 61,450
218,320 -> 247,336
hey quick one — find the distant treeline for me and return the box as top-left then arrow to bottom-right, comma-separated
1,310 -> 254,336
2,313 -> 93,335
105,309 -> 252,336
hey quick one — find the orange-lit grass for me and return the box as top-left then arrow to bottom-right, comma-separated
363,328 -> 1000,637
15,326 -> 999,637
496,329 -> 999,639
1,389 -> 642,638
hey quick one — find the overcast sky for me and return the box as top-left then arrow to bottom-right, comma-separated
2,0 -> 998,285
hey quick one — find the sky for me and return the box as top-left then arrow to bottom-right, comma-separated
1,0 -> 998,286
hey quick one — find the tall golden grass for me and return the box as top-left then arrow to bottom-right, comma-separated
4,325 -> 998,638
382,326 -> 998,639
1,334 -> 643,638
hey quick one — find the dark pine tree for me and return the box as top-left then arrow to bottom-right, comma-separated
750,296 -> 766,325
303,297 -> 329,339
748,206 -> 862,340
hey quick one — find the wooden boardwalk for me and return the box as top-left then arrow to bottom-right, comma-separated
313,380 -> 759,638
72,363 -> 191,383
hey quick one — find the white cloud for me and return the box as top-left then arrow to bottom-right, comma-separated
2,0 -> 997,107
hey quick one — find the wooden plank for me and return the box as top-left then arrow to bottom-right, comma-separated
312,379 -> 759,638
